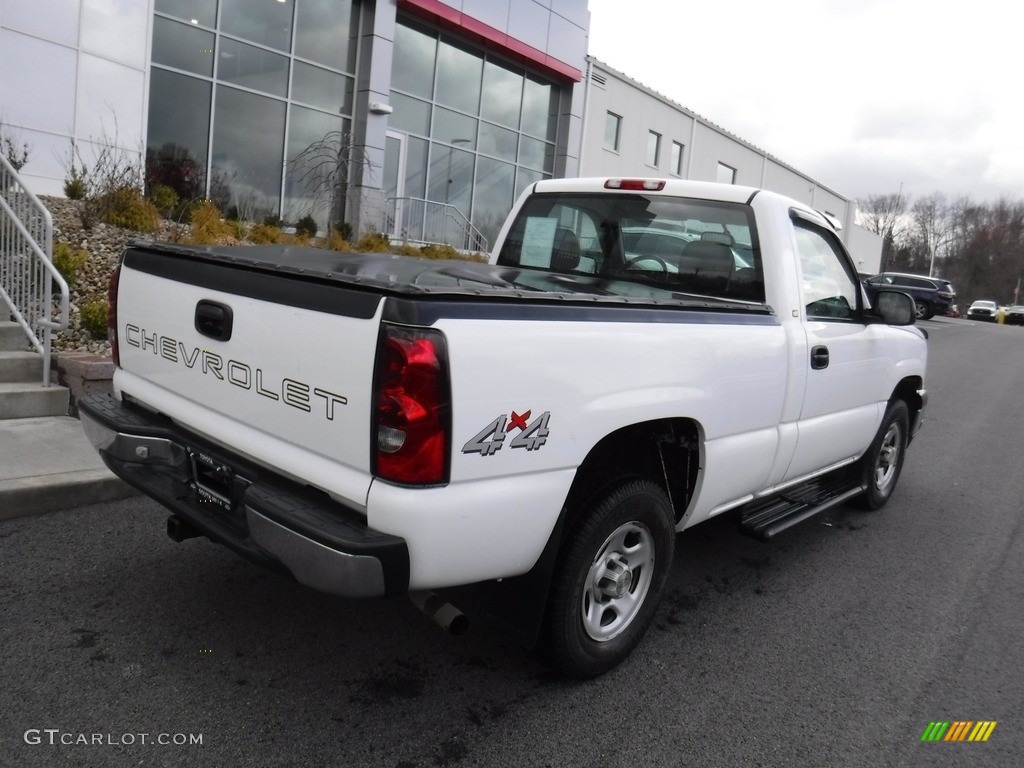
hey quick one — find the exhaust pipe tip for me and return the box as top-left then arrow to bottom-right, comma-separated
409,591 -> 469,636
166,515 -> 201,543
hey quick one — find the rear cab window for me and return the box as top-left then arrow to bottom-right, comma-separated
496,192 -> 765,303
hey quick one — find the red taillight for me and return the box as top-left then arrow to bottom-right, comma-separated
373,325 -> 450,485
107,265 -> 121,366
604,178 -> 666,191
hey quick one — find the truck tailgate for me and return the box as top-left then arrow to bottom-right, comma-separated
115,246 -> 383,506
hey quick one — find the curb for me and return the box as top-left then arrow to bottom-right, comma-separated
0,469 -> 138,521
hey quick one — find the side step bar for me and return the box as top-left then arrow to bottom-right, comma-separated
739,474 -> 867,541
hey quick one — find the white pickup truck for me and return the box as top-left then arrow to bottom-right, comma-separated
80,178 -> 927,677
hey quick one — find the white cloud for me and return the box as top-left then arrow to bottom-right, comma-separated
588,0 -> 1024,202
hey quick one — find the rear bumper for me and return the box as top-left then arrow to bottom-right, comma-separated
78,394 -> 409,598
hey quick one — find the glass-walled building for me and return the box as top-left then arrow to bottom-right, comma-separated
3,1 -> 874,263
149,0 -> 360,229
148,0 -> 586,243
1,0 -> 589,247
385,18 -> 562,245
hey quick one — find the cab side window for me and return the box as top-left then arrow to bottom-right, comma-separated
793,221 -> 859,320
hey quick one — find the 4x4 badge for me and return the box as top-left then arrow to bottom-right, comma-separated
462,411 -> 551,456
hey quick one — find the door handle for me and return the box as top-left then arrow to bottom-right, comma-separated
811,345 -> 829,370
195,300 -> 234,341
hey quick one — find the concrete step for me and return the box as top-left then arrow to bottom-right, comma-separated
0,415 -> 137,519
0,321 -> 30,352
0,381 -> 69,419
0,350 -> 43,382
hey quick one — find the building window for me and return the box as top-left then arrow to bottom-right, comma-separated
388,18 -> 561,245
646,131 -> 661,167
604,112 -> 621,151
671,141 -> 684,176
148,0 -> 359,230
717,162 -> 737,184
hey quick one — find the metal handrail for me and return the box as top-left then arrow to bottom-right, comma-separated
0,153 -> 68,386
385,197 -> 488,254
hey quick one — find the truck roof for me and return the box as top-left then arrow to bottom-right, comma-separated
530,177 -> 761,205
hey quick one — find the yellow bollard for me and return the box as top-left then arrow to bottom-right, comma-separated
997,307 -> 1006,324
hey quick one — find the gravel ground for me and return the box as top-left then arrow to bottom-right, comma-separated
45,196 -> 184,355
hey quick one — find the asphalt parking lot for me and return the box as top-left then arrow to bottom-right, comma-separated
2,315 -> 1022,768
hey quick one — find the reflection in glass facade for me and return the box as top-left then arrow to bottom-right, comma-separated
146,68 -> 211,201
147,4 -> 562,241
148,0 -> 358,228
212,86 -> 286,217
388,19 -> 560,244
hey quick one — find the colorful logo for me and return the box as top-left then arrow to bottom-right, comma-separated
920,721 -> 997,742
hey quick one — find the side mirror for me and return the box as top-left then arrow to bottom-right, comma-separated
871,289 -> 916,325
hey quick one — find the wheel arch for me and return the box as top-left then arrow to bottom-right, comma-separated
438,417 -> 702,651
562,418 -> 702,531
891,375 -> 925,442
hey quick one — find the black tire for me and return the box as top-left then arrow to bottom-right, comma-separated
857,399 -> 909,510
543,479 -> 675,678
914,300 -> 933,320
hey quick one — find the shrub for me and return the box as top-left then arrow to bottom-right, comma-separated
52,242 -> 90,288
80,297 -> 109,339
248,223 -> 284,244
390,244 -> 421,257
62,133 -> 147,229
187,202 -> 235,244
63,176 -> 87,200
295,214 -> 319,239
99,186 -> 160,232
1,121 -> 31,171
418,243 -> 462,260
149,184 -> 179,217
328,228 -> 352,252
263,213 -> 282,228
390,243 -> 486,263
354,232 -> 390,252
335,222 -> 353,242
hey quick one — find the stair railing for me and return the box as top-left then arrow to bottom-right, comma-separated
0,153 -> 69,386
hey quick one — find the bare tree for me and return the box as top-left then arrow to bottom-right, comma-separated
289,131 -> 373,233
910,194 -> 951,277
858,191 -> 910,272
0,120 -> 31,171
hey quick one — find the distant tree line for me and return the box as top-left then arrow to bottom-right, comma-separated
859,193 -> 1024,307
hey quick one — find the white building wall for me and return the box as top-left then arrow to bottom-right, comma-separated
0,0 -> 152,196
580,58 -> 882,272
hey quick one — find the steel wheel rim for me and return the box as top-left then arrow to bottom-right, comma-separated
873,421 -> 903,491
581,521 -> 655,642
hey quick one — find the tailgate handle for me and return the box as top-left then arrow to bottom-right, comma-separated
195,300 -> 233,341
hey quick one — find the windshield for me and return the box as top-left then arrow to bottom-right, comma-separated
496,192 -> 764,303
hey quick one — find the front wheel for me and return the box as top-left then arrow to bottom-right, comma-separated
857,399 -> 909,510
543,479 -> 675,678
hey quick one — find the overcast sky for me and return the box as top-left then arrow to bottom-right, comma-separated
587,0 -> 1023,204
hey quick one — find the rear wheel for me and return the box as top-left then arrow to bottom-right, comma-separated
857,400 -> 909,510
543,479 -> 675,678
914,300 -> 933,320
